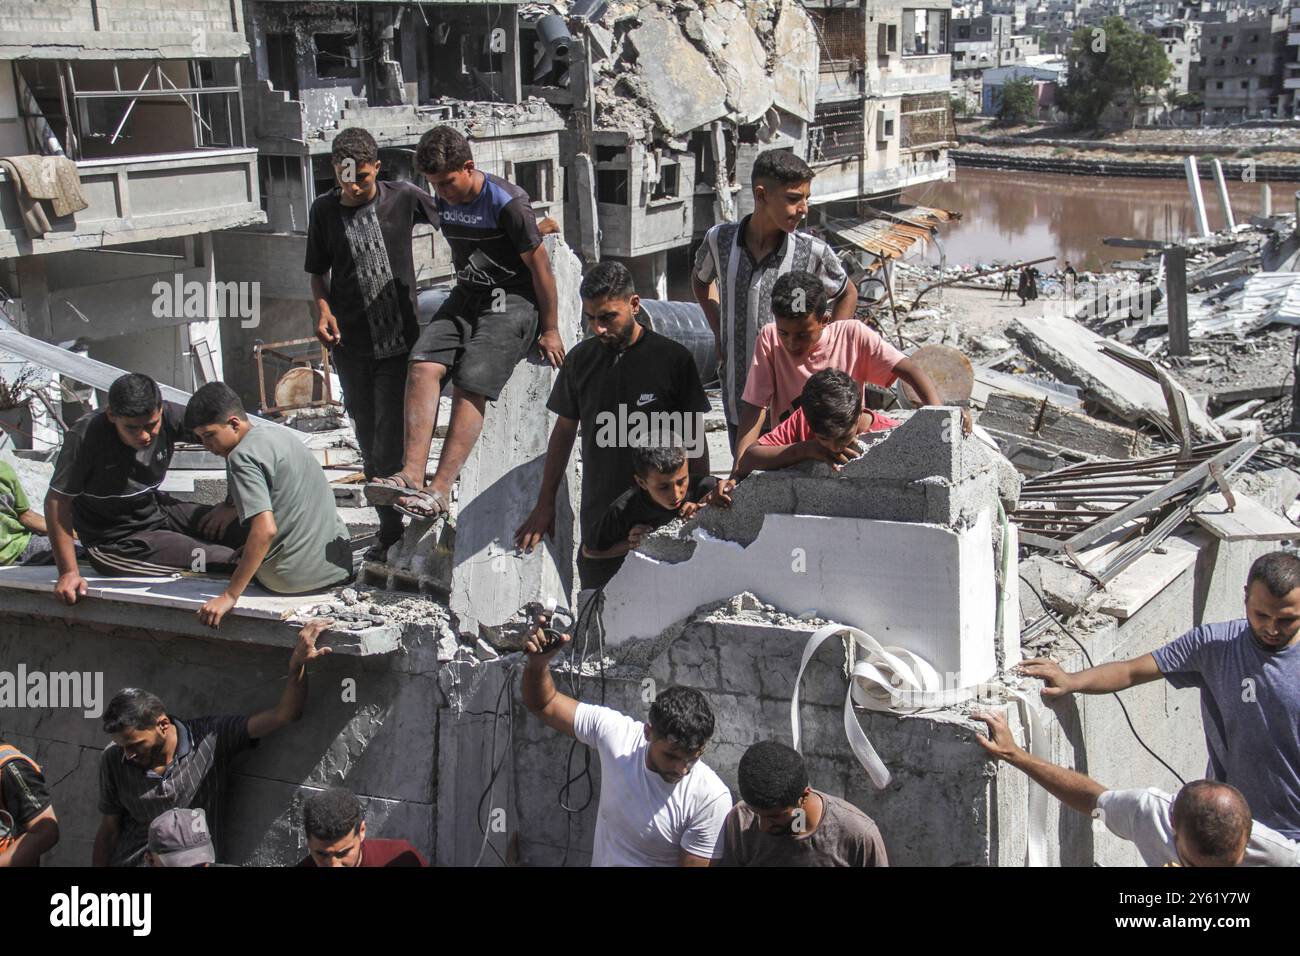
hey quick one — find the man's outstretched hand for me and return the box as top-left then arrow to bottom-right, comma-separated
290,618 -> 335,672
1017,658 -> 1076,700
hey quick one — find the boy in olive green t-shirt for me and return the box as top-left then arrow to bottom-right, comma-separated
182,383 -> 353,629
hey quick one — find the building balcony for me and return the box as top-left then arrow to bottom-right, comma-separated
0,0 -> 248,60
0,147 -> 265,259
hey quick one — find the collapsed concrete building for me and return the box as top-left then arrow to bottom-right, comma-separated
2,0 -> 957,416
6,382 -> 1291,865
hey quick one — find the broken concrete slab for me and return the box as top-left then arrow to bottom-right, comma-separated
625,12 -> 730,136
699,1 -> 773,124
602,510 -> 1001,691
447,235 -> 584,639
1091,546 -> 1199,620
978,391 -> 1152,460
1231,467 -> 1300,516
658,409 -> 1017,556
770,0 -> 818,122
1008,313 -> 1221,439
1192,491 -> 1300,542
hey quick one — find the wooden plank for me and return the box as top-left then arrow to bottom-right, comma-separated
0,566 -> 314,620
1092,547 -> 1198,620
1192,491 -> 1300,542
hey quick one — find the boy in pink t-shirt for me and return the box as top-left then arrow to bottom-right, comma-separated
734,272 -> 951,467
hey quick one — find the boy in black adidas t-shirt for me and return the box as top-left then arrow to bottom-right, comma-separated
584,443 -> 717,581
365,125 -> 565,523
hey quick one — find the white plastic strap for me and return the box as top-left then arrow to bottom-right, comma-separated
790,622 -> 1052,865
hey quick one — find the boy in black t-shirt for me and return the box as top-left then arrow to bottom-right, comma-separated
306,127 -> 439,560
586,443 -> 717,567
45,373 -> 248,604
365,125 -> 566,523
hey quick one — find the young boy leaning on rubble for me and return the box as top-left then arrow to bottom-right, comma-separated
725,368 -> 899,487
184,383 -> 353,629
582,440 -> 717,578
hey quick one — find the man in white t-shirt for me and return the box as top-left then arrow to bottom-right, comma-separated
521,623 -> 733,866
973,709 -> 1299,866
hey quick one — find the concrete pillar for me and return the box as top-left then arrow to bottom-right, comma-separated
1260,182 -> 1272,218
651,250 -> 668,301
1210,158 -> 1235,231
1184,156 -> 1211,238
1165,245 -> 1190,358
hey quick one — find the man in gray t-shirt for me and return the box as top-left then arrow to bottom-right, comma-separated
718,740 -> 888,867
1021,550 -> 1300,840
184,383 -> 353,628
973,709 -> 1298,866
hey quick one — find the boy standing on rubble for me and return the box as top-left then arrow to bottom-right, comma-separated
184,383 -> 352,628
306,127 -> 439,562
692,149 -> 858,453
365,125 -> 565,523
45,372 -> 249,602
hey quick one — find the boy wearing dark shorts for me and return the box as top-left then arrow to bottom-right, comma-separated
367,125 -> 565,519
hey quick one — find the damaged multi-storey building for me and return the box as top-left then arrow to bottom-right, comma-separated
0,0 -> 263,440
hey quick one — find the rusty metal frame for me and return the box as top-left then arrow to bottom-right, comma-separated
1013,440 -> 1257,553
252,338 -> 340,416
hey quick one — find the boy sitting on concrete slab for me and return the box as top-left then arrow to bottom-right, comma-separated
733,270 -> 958,468
184,383 -> 352,628
45,373 -> 248,604
583,441 -> 717,579
0,459 -> 51,565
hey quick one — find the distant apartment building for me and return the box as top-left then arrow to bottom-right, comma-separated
1199,12 -> 1289,121
801,0 -> 955,213
983,0 -> 1029,30
1024,1 -> 1076,54
0,0 -> 264,407
951,15 -> 1039,72
1146,17 -> 1202,98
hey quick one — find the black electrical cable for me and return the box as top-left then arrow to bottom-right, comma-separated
558,582 -> 609,866
473,660 -> 517,867
1019,574 -> 1187,787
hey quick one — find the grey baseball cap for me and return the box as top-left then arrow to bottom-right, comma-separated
147,808 -> 216,867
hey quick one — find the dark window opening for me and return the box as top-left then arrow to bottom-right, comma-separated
652,163 -> 680,200
597,169 -> 629,204
595,144 -> 624,163
515,159 -> 551,202
315,33 -> 361,79
266,32 -> 299,100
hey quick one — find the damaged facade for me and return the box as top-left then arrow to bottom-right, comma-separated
0,0 -> 264,441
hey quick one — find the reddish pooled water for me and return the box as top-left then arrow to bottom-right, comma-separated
902,166 -> 1300,272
